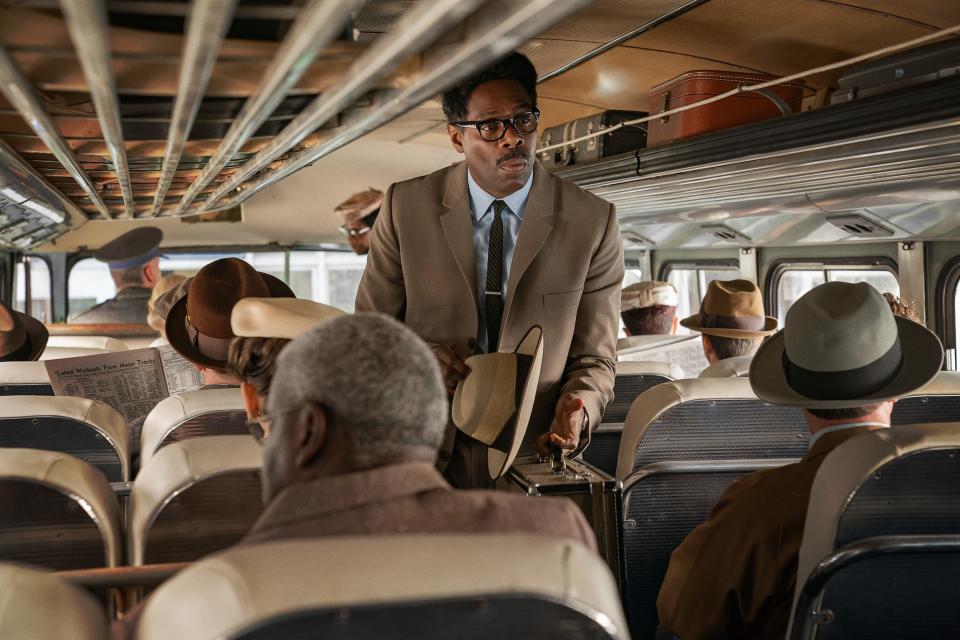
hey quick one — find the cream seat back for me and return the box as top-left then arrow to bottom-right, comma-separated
40,347 -> 112,360
139,388 -> 247,463
0,562 -> 109,639
130,435 -> 263,565
0,449 -> 122,570
0,361 -> 52,396
46,336 -> 128,351
616,377 -> 808,479
0,397 -> 129,481
789,424 -> 960,639
583,361 -> 679,476
892,371 -> 960,425
138,534 -> 628,640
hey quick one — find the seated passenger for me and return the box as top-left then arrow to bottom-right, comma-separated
617,281 -> 679,352
0,302 -> 48,361
165,258 -> 294,387
70,227 -> 162,324
680,279 -> 777,378
657,281 -> 943,639
883,292 -> 921,322
244,313 -> 597,549
146,273 -> 188,338
226,297 -> 345,438
335,188 -> 383,255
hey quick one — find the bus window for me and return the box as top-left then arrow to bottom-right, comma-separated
666,265 -> 740,333
68,257 -> 125,318
14,256 -> 52,323
776,266 -> 899,322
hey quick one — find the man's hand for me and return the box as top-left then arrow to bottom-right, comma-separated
431,343 -> 471,396
537,393 -> 586,456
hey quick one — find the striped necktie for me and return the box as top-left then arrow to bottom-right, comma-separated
484,200 -> 506,352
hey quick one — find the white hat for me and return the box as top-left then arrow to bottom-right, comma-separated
231,298 -> 346,340
621,281 -> 678,312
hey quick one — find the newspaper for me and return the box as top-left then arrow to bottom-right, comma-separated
617,334 -> 709,379
45,345 -> 204,427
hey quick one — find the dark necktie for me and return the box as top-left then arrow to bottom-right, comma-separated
484,200 -> 506,352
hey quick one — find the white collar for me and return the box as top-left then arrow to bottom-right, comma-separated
808,421 -> 890,450
467,169 -> 533,221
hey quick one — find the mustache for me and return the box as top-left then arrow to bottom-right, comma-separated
497,150 -> 529,166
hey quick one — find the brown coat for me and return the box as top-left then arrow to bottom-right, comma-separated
656,426 -> 887,639
242,462 -> 597,551
356,161 -> 623,458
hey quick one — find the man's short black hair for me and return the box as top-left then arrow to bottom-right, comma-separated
441,52 -> 538,123
622,305 -> 676,335
705,335 -> 762,360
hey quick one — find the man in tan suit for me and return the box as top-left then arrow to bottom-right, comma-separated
356,52 -> 623,488
656,282 -> 943,639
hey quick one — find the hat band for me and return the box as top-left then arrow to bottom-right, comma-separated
107,247 -> 162,270
783,335 -> 903,401
699,310 -> 766,331
186,315 -> 234,362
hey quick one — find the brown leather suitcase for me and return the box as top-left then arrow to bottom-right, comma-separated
646,70 -> 805,147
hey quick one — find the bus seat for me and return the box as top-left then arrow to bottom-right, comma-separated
788,424 -> 960,639
615,378 -> 809,480
892,371 -> 960,426
622,457 -> 798,640
129,435 -> 262,565
46,336 -> 129,352
0,562 -> 109,639
0,449 -> 122,570
584,361 -> 678,476
139,388 -> 247,464
40,347 -> 114,360
137,534 -> 628,640
0,397 -> 129,482
0,361 -> 53,396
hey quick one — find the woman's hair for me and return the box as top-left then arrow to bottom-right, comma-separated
226,336 -> 290,397
147,273 -> 188,332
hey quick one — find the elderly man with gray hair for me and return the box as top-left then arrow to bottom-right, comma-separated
242,313 -> 597,547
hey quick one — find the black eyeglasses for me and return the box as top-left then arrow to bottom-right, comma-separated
454,109 -> 540,142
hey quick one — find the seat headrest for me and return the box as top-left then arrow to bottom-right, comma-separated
903,371 -> 960,397
46,336 -> 128,351
0,361 -> 50,385
615,360 -> 683,380
0,562 -> 109,639
139,388 -> 245,462
138,534 -> 627,640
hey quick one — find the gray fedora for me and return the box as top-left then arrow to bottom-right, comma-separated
750,281 -> 943,409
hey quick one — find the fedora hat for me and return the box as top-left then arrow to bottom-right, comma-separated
0,302 -> 48,362
750,281 -> 943,408
231,298 -> 346,340
452,326 -> 544,480
680,279 -> 777,338
166,258 -> 294,368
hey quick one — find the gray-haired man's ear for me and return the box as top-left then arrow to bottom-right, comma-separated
294,405 -> 329,470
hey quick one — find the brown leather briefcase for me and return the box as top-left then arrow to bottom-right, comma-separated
646,70 -> 805,147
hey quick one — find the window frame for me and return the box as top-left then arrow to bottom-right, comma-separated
658,259 -> 740,283
935,255 -> 960,362
14,253 -> 54,320
765,257 -> 899,319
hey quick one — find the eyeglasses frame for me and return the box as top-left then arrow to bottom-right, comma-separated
454,108 -> 541,142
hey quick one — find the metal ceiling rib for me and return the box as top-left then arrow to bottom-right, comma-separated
59,0 -> 135,218
205,0 -> 596,209
173,0 -> 364,214
151,0 -> 238,216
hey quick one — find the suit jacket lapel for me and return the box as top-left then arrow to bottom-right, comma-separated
503,162 -> 556,328
440,162 -> 478,307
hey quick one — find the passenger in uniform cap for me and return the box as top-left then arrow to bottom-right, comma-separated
680,279 -> 777,378
165,258 -> 294,387
71,227 -> 163,324
335,188 -> 383,255
618,281 -> 679,352
657,281 -> 943,639
0,302 -> 48,361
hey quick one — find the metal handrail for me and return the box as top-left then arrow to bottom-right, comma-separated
59,0 -> 135,217
789,535 -> 960,640
174,0 -> 363,214
0,45 -> 112,219
621,458 -> 799,496
206,0 -> 596,207
151,0 -> 238,216
202,0 -> 485,207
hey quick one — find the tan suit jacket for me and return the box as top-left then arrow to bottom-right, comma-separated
356,161 -> 623,459
656,426 -> 886,639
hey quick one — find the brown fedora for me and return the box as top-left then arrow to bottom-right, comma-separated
680,279 -> 777,339
0,302 -> 48,362
166,258 -> 294,368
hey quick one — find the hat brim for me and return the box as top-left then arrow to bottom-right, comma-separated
679,313 -> 778,338
0,311 -> 49,362
749,317 -> 944,409
487,326 -> 544,480
165,271 -> 295,369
